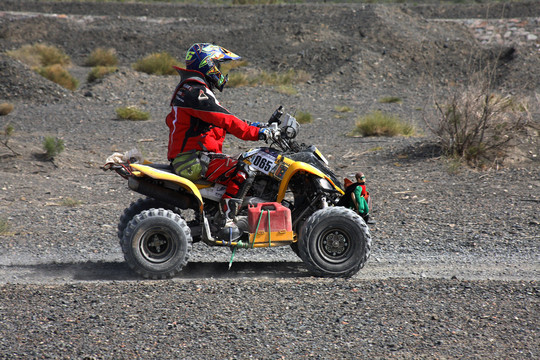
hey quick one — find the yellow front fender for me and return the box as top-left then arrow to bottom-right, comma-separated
129,163 -> 204,212
276,162 -> 344,202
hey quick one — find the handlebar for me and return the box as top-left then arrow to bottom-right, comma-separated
260,106 -> 300,151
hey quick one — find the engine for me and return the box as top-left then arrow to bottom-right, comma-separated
248,175 -> 280,201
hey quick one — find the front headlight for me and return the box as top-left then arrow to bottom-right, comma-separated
315,177 -> 334,191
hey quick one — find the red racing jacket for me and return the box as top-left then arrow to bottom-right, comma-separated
166,67 -> 260,161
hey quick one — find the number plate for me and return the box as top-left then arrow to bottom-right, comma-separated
249,150 -> 278,175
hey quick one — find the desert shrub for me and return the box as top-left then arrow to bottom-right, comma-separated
257,69 -> 310,86
0,103 -> 14,116
220,60 -> 249,73
423,47 -> 532,167
227,72 -> 249,88
60,197 -> 83,207
132,52 -> 180,75
1,123 -> 18,155
425,73 -> 529,166
0,217 -> 10,235
37,64 -> 79,90
335,105 -> 352,113
116,106 -> 150,121
87,66 -> 117,82
3,124 -> 14,137
233,0 -> 284,4
208,59 -> 310,89
379,96 -> 402,104
446,158 -> 463,175
296,111 -> 313,124
38,45 -> 71,67
276,85 -> 298,96
227,69 -> 311,88
8,44 -> 77,90
43,136 -> 65,159
353,111 -> 414,137
221,60 -> 251,87
85,47 -> 118,67
7,43 -> 70,68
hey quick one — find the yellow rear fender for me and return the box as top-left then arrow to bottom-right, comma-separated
129,163 -> 204,211
276,162 -> 344,202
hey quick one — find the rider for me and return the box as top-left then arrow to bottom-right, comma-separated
166,43 -> 271,241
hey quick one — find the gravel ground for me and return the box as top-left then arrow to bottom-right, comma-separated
1,279 -> 538,359
0,1 -> 539,358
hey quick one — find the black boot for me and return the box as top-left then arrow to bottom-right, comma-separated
364,214 -> 376,225
217,198 -> 242,242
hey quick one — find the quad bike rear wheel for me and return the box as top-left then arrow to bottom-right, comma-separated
117,197 -> 178,242
121,208 -> 192,279
299,207 -> 371,277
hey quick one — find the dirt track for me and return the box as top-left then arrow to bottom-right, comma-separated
0,1 -> 539,358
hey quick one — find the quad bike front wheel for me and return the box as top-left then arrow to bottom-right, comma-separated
121,208 -> 192,279
298,207 -> 371,277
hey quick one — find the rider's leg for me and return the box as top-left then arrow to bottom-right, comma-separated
204,154 -> 251,241
216,168 -> 254,241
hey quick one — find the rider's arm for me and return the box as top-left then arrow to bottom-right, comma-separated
179,85 -> 260,141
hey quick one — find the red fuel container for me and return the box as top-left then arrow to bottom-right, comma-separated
248,202 -> 292,234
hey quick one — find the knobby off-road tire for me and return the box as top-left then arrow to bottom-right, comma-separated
117,197 -> 178,242
299,207 -> 371,277
121,208 -> 192,279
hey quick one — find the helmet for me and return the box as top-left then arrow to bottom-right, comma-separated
185,43 -> 241,92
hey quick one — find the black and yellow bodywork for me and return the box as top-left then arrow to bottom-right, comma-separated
127,150 -> 344,249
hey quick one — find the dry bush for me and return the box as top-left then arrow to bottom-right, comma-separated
43,136 -> 65,160
37,64 -> 79,90
87,66 -> 117,82
353,111 -> 415,137
0,217 -> 10,235
227,68 -> 310,88
425,70 -> 530,167
2,123 -> 19,156
8,44 -> 78,90
220,60 -> 249,73
85,47 -> 118,67
227,72 -> 249,87
276,85 -> 298,95
116,106 -> 150,121
132,52 -> 180,75
422,42 -> 533,168
59,197 -> 83,207
296,111 -> 313,124
335,105 -> 352,113
7,43 -> 70,68
379,96 -> 402,104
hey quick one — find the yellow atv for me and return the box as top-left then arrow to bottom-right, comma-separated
104,107 -> 371,279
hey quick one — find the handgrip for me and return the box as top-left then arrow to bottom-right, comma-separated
268,106 -> 283,125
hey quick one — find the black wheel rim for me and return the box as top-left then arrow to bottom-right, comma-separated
139,227 -> 177,264
317,228 -> 352,263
